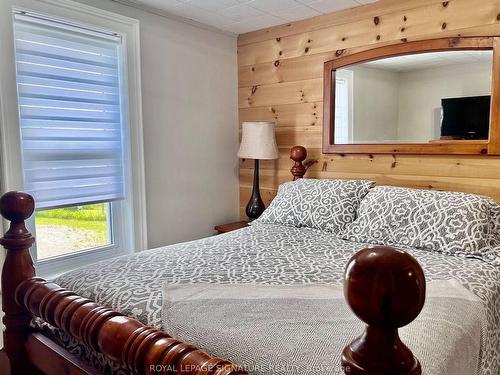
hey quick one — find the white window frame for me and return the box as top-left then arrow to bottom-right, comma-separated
0,0 -> 147,278
334,69 -> 354,144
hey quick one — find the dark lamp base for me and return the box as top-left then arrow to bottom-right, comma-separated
245,159 -> 266,220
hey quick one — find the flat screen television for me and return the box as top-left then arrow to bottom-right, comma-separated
441,95 -> 490,140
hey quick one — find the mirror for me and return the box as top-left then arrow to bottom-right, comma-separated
323,37 -> 500,155
334,50 -> 493,144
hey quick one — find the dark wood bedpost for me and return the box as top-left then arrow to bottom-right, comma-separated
342,247 -> 426,375
290,146 -> 317,180
0,191 -> 40,374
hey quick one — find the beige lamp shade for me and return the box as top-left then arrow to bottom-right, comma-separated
238,122 -> 279,160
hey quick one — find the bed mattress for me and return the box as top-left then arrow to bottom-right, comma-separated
37,223 -> 500,375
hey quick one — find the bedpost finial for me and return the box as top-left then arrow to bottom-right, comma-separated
290,146 -> 308,180
290,146 -> 307,163
342,246 -> 425,375
0,191 -> 35,223
0,191 -> 35,247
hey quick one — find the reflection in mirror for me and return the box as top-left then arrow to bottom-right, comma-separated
333,50 -> 493,144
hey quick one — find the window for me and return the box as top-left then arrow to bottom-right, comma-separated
334,70 -> 354,144
2,3 -> 146,275
35,202 -> 112,259
13,12 -> 126,261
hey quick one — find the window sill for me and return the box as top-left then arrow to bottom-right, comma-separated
36,245 -> 132,279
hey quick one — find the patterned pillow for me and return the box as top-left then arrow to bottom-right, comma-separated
341,186 -> 493,259
490,202 -> 500,246
485,202 -> 500,265
254,179 -> 374,234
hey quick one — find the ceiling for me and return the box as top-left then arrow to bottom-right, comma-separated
362,51 -> 493,73
113,0 -> 378,34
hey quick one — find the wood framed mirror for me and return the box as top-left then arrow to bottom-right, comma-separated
323,37 -> 500,155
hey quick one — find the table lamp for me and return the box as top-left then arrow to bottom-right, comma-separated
238,122 -> 279,220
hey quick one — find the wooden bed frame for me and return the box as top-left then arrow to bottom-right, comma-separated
0,146 -> 426,375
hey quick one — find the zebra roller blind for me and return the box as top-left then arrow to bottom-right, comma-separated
13,12 -> 126,210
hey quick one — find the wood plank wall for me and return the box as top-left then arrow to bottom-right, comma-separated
237,0 -> 500,216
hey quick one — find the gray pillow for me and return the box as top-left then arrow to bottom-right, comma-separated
490,203 -> 500,245
254,178 -> 374,234
341,186 -> 495,261
485,203 -> 500,265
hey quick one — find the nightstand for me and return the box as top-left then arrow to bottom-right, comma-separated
214,221 -> 249,234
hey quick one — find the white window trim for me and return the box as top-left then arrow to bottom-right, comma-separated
0,0 -> 147,277
335,69 -> 354,143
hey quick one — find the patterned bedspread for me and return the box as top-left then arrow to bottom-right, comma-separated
39,223 -> 499,375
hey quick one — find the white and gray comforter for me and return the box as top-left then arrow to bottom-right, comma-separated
161,281 -> 486,375
40,223 -> 499,375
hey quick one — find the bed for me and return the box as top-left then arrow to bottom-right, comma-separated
1,146 -> 499,375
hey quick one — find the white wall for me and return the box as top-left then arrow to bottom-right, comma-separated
349,66 -> 400,143
0,0 -> 240,250
397,61 -> 492,141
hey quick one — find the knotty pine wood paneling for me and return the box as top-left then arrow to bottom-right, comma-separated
237,0 -> 447,46
238,0 -> 500,214
239,79 -> 322,108
239,102 -> 322,128
238,0 -> 500,67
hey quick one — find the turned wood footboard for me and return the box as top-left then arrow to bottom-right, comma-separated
0,193 -> 246,375
1,145 -> 426,375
